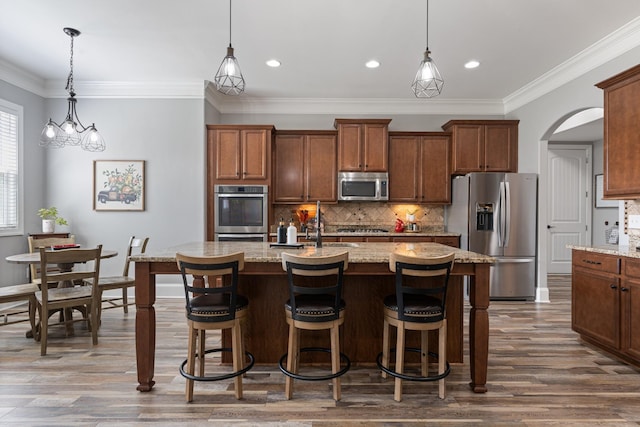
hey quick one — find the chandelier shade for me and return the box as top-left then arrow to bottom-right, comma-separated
214,0 -> 245,95
39,27 -> 105,152
411,0 -> 444,98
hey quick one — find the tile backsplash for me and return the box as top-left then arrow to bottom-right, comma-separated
625,200 -> 640,248
273,202 -> 445,232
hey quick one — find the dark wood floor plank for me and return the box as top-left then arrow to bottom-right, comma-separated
1,275 -> 640,425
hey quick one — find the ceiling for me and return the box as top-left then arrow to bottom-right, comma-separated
1,0 -> 640,118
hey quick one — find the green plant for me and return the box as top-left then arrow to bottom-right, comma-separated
37,207 -> 68,226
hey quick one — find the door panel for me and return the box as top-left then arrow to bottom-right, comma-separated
490,257 -> 536,299
547,147 -> 590,273
503,174 -> 537,257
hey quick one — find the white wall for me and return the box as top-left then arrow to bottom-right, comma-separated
591,139 -> 619,245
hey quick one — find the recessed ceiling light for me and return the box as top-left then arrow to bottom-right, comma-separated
465,60 -> 480,69
266,59 -> 281,67
365,60 -> 380,69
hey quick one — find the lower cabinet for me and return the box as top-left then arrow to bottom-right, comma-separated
571,249 -> 640,366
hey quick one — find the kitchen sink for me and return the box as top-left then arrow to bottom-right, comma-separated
304,242 -> 360,248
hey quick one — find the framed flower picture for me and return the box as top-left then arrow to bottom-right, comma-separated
93,160 -> 145,211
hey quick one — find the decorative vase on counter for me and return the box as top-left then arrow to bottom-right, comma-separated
42,219 -> 55,233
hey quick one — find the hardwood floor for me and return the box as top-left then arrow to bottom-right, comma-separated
1,275 -> 639,426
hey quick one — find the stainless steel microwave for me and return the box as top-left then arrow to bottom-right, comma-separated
338,172 -> 389,201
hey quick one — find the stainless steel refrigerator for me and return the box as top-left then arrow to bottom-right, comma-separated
446,173 -> 538,300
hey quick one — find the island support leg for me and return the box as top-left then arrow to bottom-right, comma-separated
135,262 -> 156,392
468,263 -> 489,393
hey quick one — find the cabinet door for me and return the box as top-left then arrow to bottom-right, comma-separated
420,135 -> 451,203
484,124 -> 517,172
621,278 -> 640,359
274,135 -> 305,202
572,266 -> 619,349
306,134 -> 337,202
451,125 -> 483,174
337,123 -> 363,171
389,136 -> 419,201
241,129 -> 268,179
215,129 -> 242,180
434,236 -> 459,247
362,123 -> 388,171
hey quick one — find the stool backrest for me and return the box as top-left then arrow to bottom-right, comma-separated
281,251 -> 349,322
176,252 -> 244,322
389,252 -> 455,322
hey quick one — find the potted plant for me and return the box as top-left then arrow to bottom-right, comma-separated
37,207 -> 68,233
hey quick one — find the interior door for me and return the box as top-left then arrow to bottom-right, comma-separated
547,146 -> 591,274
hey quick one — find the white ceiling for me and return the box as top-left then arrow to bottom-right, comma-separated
1,0 -> 640,118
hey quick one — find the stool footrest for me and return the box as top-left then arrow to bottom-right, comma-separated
376,347 -> 450,382
279,347 -> 350,381
180,347 -> 255,382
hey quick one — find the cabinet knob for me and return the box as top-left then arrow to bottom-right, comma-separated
621,287 -> 629,292
610,284 -> 618,289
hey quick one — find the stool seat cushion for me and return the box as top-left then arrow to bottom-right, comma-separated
383,294 -> 443,320
285,294 -> 345,319
189,293 -> 248,318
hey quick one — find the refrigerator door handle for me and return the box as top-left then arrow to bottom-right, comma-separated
498,182 -> 506,247
504,181 -> 511,247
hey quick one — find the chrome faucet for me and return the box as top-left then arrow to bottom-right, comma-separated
305,200 -> 322,248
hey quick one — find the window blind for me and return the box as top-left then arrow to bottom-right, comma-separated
0,102 -> 19,233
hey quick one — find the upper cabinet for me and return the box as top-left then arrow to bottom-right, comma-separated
441,120 -> 519,175
207,125 -> 275,183
274,131 -> 338,203
388,132 -> 452,204
596,64 -> 640,199
334,119 -> 391,172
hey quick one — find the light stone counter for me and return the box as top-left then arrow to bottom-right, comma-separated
568,244 -> 640,259
130,241 -> 494,264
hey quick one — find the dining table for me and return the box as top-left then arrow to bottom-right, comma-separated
5,247 -> 118,337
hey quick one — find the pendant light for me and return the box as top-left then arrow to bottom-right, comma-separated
40,28 -> 105,152
411,0 -> 444,98
214,0 -> 245,95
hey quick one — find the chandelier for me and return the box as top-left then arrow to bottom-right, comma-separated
213,0 -> 245,95
40,28 -> 105,152
411,0 -> 444,98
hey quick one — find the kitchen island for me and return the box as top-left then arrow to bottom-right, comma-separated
131,241 -> 494,393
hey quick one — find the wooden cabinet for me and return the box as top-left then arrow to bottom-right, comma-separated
334,119 -> 391,172
441,120 -> 518,175
388,132 -> 451,204
207,125 -> 274,183
391,235 -> 460,248
596,65 -> 640,198
273,131 -> 337,203
571,249 -> 640,367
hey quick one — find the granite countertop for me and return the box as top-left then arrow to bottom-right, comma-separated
568,244 -> 640,259
131,241 -> 493,264
270,230 -> 460,238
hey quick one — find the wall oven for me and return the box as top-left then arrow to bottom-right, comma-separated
214,185 -> 269,242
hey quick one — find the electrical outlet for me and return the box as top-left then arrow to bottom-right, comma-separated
628,215 -> 640,229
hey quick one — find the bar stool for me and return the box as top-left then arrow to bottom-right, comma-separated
377,252 -> 455,400
176,252 -> 254,403
279,251 -> 350,401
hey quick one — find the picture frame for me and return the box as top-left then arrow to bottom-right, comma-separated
595,174 -> 618,208
93,160 -> 145,211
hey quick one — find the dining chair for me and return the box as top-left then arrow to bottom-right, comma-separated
27,235 -> 76,285
176,251 -> 254,403
279,251 -> 350,401
35,245 -> 102,356
377,251 -> 455,400
85,236 -> 149,324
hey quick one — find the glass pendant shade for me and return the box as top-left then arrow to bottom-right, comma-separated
214,45 -> 245,95
411,50 -> 444,98
80,124 -> 106,152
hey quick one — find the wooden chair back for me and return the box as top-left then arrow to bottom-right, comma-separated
28,235 -> 76,282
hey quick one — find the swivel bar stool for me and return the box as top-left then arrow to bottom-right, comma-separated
176,252 -> 254,403
377,252 -> 455,400
279,251 -> 350,401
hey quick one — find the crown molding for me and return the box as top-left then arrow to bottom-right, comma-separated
0,59 -> 46,97
43,80 -> 205,99
504,16 -> 640,113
